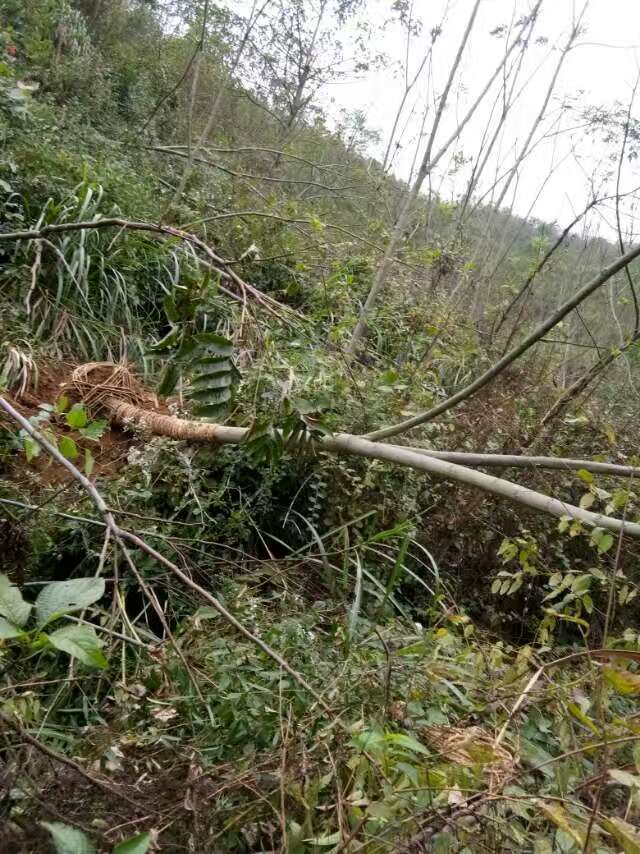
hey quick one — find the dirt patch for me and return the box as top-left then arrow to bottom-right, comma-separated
448,367 -> 551,452
1,359 -> 142,485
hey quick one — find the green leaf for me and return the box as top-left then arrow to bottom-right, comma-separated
148,326 -> 181,353
46,624 -> 107,668
0,573 -> 31,627
194,332 -> 234,356
79,420 -> 107,441
158,361 -> 180,396
577,469 -> 593,484
0,615 -> 24,638
59,435 -> 79,460
163,294 -> 180,323
55,395 -> 70,414
571,574 -> 592,594
112,832 -> 152,854
590,527 -> 615,553
41,822 -> 96,854
84,448 -> 95,477
597,533 -> 614,554
384,732 -> 430,755
35,577 -> 105,626
23,436 -> 41,461
65,404 -> 88,429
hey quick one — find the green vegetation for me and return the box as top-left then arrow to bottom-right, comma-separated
2,1 -> 640,851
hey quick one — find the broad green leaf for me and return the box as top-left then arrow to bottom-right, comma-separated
0,573 -> 31,627
59,435 -> 79,460
601,816 -> 640,853
35,577 -> 105,626
597,533 -> 614,554
55,395 -> 70,414
194,332 -> 233,355
603,666 -> 640,696
65,404 -> 88,429
163,294 -> 180,323
571,574 -> 592,594
79,420 -> 107,441
158,361 -> 180,396
112,832 -> 152,854
577,469 -> 593,484
0,615 -> 24,638
384,732 -> 430,755
590,527 -> 614,554
47,624 -> 107,668
41,822 -> 96,854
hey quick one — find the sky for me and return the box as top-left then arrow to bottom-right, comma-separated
327,0 -> 640,236
221,0 -> 640,237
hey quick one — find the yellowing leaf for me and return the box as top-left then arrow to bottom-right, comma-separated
536,801 -> 585,847
603,666 -> 640,696
601,816 -> 640,853
609,769 -> 640,788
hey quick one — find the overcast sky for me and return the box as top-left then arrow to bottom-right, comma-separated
328,0 -> 640,237
222,0 -> 640,237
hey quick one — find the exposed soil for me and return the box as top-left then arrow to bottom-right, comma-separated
1,359 -> 142,486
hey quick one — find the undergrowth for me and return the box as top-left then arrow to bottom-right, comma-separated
2,1 -> 640,851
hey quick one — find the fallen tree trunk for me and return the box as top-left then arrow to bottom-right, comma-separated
106,398 -> 640,538
401,448 -> 640,478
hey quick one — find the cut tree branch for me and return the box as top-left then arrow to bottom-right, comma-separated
0,217 -> 298,321
100,397 -> 640,537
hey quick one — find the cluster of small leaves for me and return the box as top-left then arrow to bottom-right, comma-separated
244,396 -> 332,466
20,397 -> 106,475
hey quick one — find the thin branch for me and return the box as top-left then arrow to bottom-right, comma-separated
365,238 -> 640,442
0,217 -> 298,320
0,710 -> 149,812
151,145 -> 354,191
142,0 -> 210,132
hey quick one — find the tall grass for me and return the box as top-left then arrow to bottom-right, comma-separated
10,183 -> 186,363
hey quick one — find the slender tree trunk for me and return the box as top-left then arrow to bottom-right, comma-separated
167,0 -> 271,214
491,2 -> 587,214
347,0 -> 543,357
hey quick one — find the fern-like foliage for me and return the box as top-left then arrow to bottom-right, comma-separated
244,397 -> 332,465
154,330 -> 236,419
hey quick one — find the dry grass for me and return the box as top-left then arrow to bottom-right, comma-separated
69,361 -> 156,410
